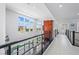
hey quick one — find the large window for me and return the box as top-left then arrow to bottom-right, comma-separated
18,16 -> 42,32
18,16 -> 34,32
36,20 -> 42,31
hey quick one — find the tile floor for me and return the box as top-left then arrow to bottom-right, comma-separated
43,34 -> 79,55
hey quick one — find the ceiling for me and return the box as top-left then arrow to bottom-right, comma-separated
6,3 -> 54,20
45,3 -> 79,23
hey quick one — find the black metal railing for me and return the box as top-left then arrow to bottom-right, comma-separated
54,29 -> 59,37
0,33 -> 54,55
0,29 -> 59,55
65,29 -> 79,47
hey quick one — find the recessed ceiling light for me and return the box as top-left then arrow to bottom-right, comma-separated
26,3 -> 36,8
77,13 -> 79,15
59,4 -> 63,8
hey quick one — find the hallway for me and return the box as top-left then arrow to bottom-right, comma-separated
0,3 -> 79,55
43,34 -> 79,55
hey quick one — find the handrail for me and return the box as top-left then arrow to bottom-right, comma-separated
75,32 -> 79,33
65,30 -> 76,46
0,34 -> 44,49
0,32 -> 54,55
11,39 -> 41,53
22,42 -> 41,55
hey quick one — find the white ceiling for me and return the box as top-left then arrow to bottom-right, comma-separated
45,3 -> 79,23
6,3 -> 54,20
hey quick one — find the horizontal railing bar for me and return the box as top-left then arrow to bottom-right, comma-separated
66,30 -> 79,33
22,47 -> 33,55
11,43 -> 29,52
0,34 -> 44,49
75,39 -> 79,41
20,42 -> 41,52
12,42 -> 41,55
22,42 -> 41,55
11,41 -> 42,53
75,32 -> 79,33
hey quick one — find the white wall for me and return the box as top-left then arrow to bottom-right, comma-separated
6,3 -> 54,21
77,22 -> 79,32
0,3 -> 5,54
53,19 -> 69,34
6,9 -> 43,42
6,3 -> 55,42
64,19 -> 79,31
53,20 -> 59,30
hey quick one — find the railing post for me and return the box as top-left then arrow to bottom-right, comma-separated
28,41 -> 31,54
24,43 -> 25,54
66,30 -> 67,35
70,31 -> 71,42
37,37 -> 38,43
69,31 -> 70,41
17,46 -> 19,55
68,30 -> 69,39
7,45 -> 11,55
32,40 -> 36,54
41,35 -> 44,54
55,30 -> 56,37
66,30 -> 67,37
72,31 -> 75,45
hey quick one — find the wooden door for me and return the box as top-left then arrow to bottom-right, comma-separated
44,20 -> 53,41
